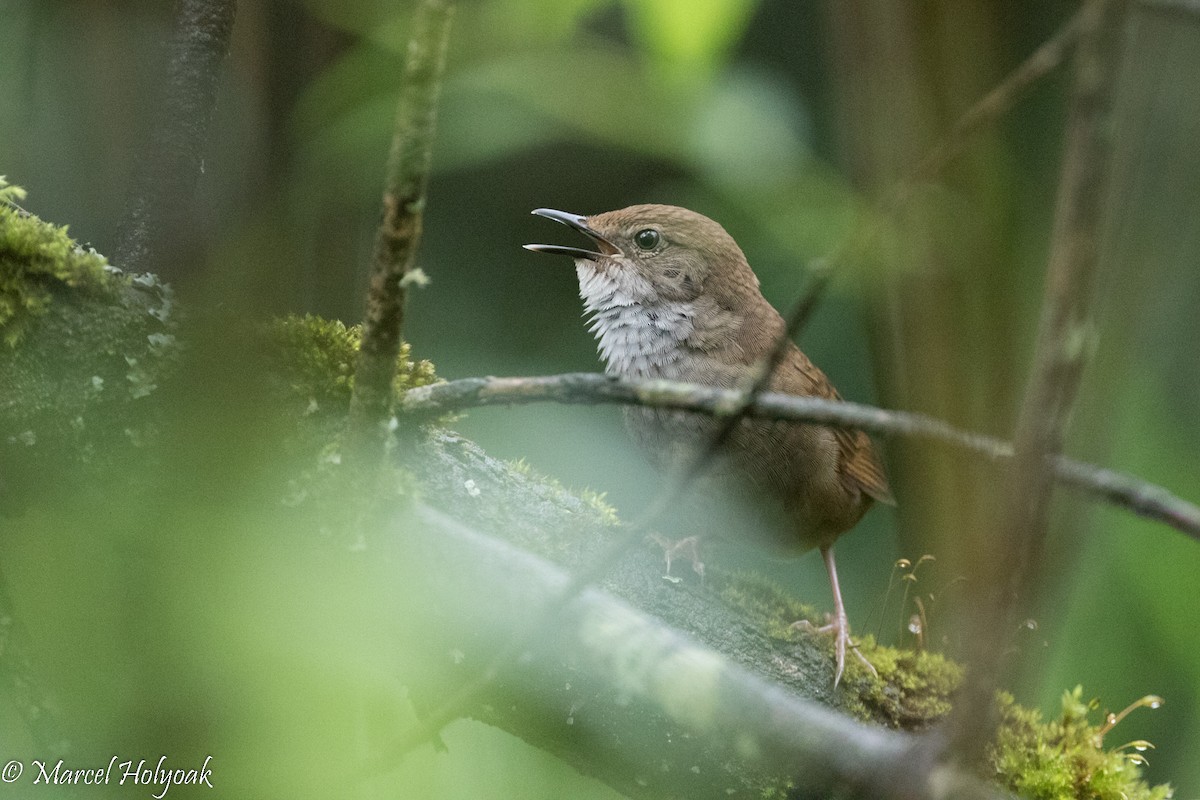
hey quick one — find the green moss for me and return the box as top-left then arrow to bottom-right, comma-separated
0,184 -> 176,436
258,314 -> 437,532
758,777 -> 795,799
989,686 -> 1173,800
502,457 -> 620,527
0,187 -> 178,512
710,570 -> 819,639
578,488 -> 620,526
265,313 -> 437,412
715,569 -> 1173,800
1,178 -> 117,346
708,559 -> 1174,800
505,456 -> 534,477
503,455 -> 564,491
844,638 -> 963,728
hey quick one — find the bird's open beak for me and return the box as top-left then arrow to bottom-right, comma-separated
523,208 -> 620,261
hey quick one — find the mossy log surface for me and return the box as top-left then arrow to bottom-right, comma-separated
403,434 -> 981,799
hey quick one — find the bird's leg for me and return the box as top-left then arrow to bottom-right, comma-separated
791,545 -> 876,687
821,544 -> 875,686
650,533 -> 705,582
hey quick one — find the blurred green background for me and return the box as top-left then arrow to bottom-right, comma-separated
2,0 -> 1198,797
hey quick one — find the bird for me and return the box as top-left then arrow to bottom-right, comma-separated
525,204 -> 894,686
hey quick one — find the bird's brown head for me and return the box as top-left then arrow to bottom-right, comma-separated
524,204 -> 763,308
525,204 -> 780,377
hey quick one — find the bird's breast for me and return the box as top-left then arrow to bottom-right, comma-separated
577,264 -> 700,379
587,302 -> 700,378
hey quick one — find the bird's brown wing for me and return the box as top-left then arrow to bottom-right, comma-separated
776,345 -> 896,507
836,427 -> 895,505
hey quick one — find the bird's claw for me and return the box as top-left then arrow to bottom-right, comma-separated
790,613 -> 876,688
650,534 -> 705,583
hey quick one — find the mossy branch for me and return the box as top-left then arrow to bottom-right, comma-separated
381,494 -> 1004,800
2,191 -> 179,759
400,373 -> 1200,542
349,0 -> 455,459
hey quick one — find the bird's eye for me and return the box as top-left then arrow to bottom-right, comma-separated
634,229 -> 660,250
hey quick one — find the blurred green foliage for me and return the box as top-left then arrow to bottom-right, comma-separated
2,0 -> 1199,797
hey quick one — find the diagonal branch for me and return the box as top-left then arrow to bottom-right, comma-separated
794,7 -> 1087,361
632,0 -> 1093,532
904,10 -> 1085,188
383,265 -> 837,765
379,502 -> 1010,800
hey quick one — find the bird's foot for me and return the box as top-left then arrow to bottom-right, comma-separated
790,611 -> 876,688
650,534 -> 705,583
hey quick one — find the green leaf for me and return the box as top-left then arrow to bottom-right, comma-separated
624,0 -> 760,78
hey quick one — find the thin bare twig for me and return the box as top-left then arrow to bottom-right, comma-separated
825,7 -> 1087,280
786,6 -> 1086,402
701,4 -> 1090,484
548,0 -> 1090,613
114,0 -> 237,273
401,373 -> 1200,541
349,0 -> 454,459
904,10 -> 1085,188
788,11 -> 1086,367
948,0 -> 1131,764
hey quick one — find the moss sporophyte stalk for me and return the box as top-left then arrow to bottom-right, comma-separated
989,686 -> 1171,800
